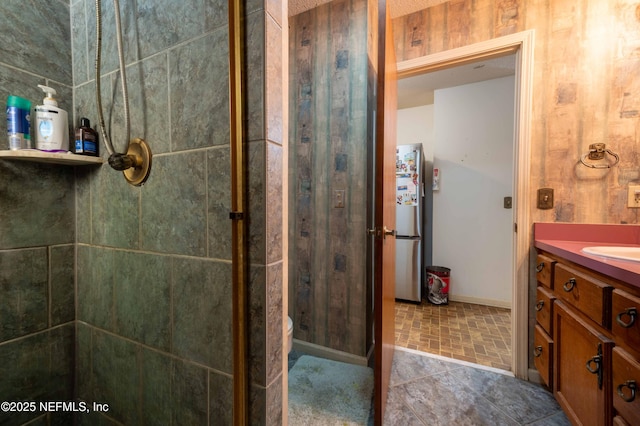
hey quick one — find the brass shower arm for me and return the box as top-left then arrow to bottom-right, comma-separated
106,138 -> 152,186
108,153 -> 139,170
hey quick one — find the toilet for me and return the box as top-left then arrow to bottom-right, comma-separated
287,316 -> 293,353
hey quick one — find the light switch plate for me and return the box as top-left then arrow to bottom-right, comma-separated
334,189 -> 345,208
628,185 -> 640,208
537,188 -> 554,210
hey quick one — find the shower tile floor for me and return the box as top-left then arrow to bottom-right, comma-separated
395,300 -> 512,371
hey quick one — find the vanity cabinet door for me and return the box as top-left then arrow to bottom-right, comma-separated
555,264 -> 613,328
612,347 -> 640,426
536,254 -> 555,289
554,301 -> 613,426
612,290 -> 640,360
536,286 -> 555,335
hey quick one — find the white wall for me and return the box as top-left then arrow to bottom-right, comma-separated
433,76 -> 515,307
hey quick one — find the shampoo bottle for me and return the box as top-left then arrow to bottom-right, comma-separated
74,117 -> 99,156
35,85 -> 69,152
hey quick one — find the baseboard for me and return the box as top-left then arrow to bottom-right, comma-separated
527,368 -> 541,384
292,339 -> 368,367
449,294 -> 511,309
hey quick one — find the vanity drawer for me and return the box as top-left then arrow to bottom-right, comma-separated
612,347 -> 640,426
536,254 -> 555,289
554,263 -> 613,328
536,286 -> 555,335
534,324 -> 553,388
612,290 -> 640,357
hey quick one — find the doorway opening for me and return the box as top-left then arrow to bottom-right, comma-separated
392,31 -> 534,379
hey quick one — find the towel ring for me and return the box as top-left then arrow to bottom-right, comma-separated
580,143 -> 619,169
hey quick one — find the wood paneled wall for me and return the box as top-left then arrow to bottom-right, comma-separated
393,0 -> 640,224
289,0 -> 372,356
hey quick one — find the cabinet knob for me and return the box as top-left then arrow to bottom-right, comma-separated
533,345 -> 543,357
617,380 -> 637,403
563,278 -> 576,292
535,300 -> 544,311
616,307 -> 637,329
535,262 -> 545,273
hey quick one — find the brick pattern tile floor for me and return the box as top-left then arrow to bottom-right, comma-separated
394,300 -> 512,371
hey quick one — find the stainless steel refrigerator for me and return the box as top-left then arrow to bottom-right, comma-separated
395,144 -> 423,302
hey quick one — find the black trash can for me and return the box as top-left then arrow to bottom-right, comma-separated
426,266 -> 450,305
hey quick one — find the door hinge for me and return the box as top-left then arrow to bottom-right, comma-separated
514,223 -> 518,233
367,227 -> 381,238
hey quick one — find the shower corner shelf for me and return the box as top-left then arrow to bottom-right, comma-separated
0,149 -> 104,166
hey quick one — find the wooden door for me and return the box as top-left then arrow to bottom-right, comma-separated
373,0 -> 397,424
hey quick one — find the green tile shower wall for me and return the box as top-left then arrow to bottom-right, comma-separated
0,2 -> 77,425
0,0 -> 283,423
0,325 -> 75,425
72,0 -> 283,424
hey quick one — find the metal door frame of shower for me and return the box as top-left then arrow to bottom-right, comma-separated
228,0 -> 249,424
396,30 -> 535,380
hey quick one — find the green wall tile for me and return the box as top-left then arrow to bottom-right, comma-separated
91,166 -> 140,249
92,330 -> 141,425
77,246 -> 114,330
141,347 -> 171,425
0,1 -> 72,84
113,251 -> 171,350
140,152 -> 206,256
0,162 -> 75,249
136,0 -> 204,58
171,358 -> 208,424
207,146 -> 232,260
51,245 -> 75,326
209,371 -> 233,425
172,257 -> 232,372
169,30 -> 229,151
0,248 -> 48,342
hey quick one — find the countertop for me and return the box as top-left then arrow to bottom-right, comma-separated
534,223 -> 640,287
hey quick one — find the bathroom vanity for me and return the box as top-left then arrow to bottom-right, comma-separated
534,223 -> 640,426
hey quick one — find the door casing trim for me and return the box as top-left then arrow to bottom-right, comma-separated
396,29 -> 535,380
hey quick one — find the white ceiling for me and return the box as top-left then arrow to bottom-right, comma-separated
397,55 -> 517,109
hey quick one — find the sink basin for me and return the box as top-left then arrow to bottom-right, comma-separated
582,246 -> 640,262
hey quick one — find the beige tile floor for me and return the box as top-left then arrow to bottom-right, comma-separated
394,300 -> 512,371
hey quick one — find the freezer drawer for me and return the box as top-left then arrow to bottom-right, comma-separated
395,238 -> 421,302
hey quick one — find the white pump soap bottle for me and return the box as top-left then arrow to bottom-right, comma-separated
35,85 -> 69,152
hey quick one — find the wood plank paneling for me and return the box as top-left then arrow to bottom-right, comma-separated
289,0 -> 371,357
291,9 -> 314,344
392,0 -> 640,225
